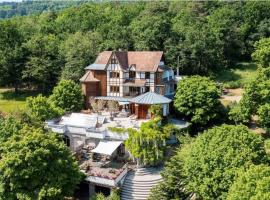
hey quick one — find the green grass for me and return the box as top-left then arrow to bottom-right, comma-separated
0,88 -> 37,114
213,62 -> 257,88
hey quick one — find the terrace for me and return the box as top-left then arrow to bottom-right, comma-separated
75,140 -> 134,187
45,112 -> 148,141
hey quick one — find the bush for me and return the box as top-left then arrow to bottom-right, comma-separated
229,102 -> 251,124
50,79 -> 83,112
26,94 -> 64,124
149,104 -> 162,118
258,103 -> 270,132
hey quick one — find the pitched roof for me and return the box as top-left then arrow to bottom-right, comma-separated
130,92 -> 172,105
79,71 -> 100,82
86,51 -> 163,72
127,51 -> 163,72
85,51 -> 112,70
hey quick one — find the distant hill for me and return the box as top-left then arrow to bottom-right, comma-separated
0,0 -> 88,19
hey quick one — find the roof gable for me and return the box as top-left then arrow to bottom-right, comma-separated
87,51 -> 164,72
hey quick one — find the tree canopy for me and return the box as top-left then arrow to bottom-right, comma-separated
0,126 -> 83,199
174,76 -> 222,125
125,117 -> 173,166
1,1 -> 270,91
227,164 -> 270,200
26,94 -> 64,124
252,37 -> 270,68
49,79 -> 84,112
151,124 -> 267,200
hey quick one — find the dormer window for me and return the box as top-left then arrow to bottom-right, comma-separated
111,58 -> 117,64
129,71 -> 136,79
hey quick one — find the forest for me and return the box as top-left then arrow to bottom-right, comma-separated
0,0 -> 86,19
0,1 -> 270,93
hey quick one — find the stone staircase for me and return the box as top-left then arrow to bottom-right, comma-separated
120,167 -> 162,200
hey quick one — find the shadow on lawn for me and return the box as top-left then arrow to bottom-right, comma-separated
0,89 -> 39,101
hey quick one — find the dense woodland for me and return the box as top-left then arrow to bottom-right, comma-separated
0,1 -> 86,19
1,1 -> 270,92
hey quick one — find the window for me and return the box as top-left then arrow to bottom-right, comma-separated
170,83 -> 174,93
145,72 -> 150,79
129,71 -> 136,79
110,86 -> 119,93
111,58 -> 117,64
130,87 -> 140,93
110,72 -> 120,78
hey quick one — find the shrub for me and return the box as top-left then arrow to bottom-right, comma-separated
50,79 -> 83,112
26,94 -> 64,124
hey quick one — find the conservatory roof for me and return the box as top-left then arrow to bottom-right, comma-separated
130,92 -> 172,105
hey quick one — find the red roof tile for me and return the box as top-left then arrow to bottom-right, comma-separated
93,51 -> 163,72
80,71 -> 100,82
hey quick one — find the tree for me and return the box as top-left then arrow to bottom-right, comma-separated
174,76 -> 222,125
149,104 -> 162,118
26,94 -> 64,124
252,37 -> 270,67
0,115 -> 21,143
153,125 -> 267,200
60,31 -> 101,81
49,79 -> 83,112
130,3 -> 170,50
0,126 -> 83,199
22,34 -> 61,92
258,103 -> 270,131
125,117 -> 172,166
236,67 -> 270,124
227,164 -> 270,200
0,20 -> 25,91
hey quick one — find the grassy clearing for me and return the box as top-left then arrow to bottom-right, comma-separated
0,88 -> 37,114
213,62 -> 257,88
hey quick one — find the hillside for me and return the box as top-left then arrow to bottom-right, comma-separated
0,0 -> 87,19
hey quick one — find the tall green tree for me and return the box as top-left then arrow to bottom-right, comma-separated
0,126 -> 83,199
49,79 -> 84,112
227,164 -> 270,200
252,37 -> 270,68
0,20 -> 25,92
151,125 -> 267,200
60,31 -> 101,81
174,76 -> 222,125
23,34 -> 62,92
130,2 -> 170,50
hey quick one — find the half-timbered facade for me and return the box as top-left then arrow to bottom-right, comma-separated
80,51 -> 175,102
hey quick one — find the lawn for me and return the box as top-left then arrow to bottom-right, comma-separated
213,62 -> 257,88
0,88 -> 37,114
